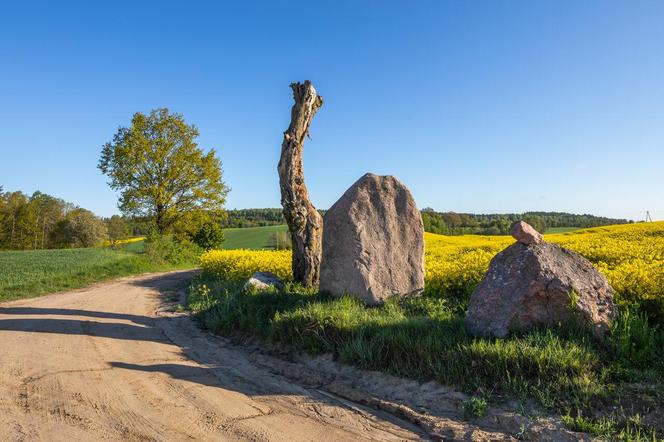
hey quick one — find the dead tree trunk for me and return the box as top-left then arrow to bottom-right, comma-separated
278,81 -> 324,288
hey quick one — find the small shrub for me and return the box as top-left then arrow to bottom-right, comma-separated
463,396 -> 489,419
144,233 -> 201,265
191,222 -> 225,250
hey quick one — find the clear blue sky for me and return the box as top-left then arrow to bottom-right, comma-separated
1,1 -> 662,221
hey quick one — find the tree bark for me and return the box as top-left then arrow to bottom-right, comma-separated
155,204 -> 166,234
278,81 -> 324,288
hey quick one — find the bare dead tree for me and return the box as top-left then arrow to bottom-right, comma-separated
278,81 -> 324,287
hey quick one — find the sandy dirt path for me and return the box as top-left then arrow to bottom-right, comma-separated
0,271 -> 425,441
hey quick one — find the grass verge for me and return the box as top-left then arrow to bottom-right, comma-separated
562,413 -> 660,441
188,276 -> 664,440
0,244 -> 193,302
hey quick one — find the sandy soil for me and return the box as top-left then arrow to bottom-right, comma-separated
0,271 -> 584,441
0,271 -> 430,441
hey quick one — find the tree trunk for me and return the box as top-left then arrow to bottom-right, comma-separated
33,214 -> 39,249
278,81 -> 324,288
155,205 -> 165,234
10,215 -> 15,249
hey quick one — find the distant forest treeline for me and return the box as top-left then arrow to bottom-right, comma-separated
0,185 -> 632,251
0,188 -> 147,250
223,208 -> 290,228
0,189 -> 108,250
224,208 -> 630,235
420,209 -> 629,235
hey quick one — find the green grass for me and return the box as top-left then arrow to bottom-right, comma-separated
188,277 -> 664,440
122,239 -> 145,253
562,413 -> 661,441
463,397 -> 489,419
0,244 -> 191,302
221,225 -> 579,248
221,225 -> 288,249
0,225 -> 289,302
222,225 -> 581,249
544,226 -> 581,234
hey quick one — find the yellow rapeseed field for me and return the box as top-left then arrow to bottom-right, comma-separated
200,221 -> 664,309
101,237 -> 145,247
200,248 -> 293,281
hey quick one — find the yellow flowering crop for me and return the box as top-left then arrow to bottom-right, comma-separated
101,237 -> 145,247
548,223 -> 664,306
199,248 -> 292,281
200,222 -> 663,309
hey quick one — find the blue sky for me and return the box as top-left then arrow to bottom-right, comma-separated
1,1 -> 662,221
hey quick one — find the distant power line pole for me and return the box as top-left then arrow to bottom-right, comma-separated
646,211 -> 653,222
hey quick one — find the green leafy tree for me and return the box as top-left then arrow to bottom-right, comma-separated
50,209 -> 102,248
0,187 -> 6,247
29,192 -> 66,249
2,191 -> 30,249
98,108 -> 228,234
106,215 -> 131,246
522,214 -> 546,233
171,209 -> 225,250
57,209 -> 108,247
191,221 -> 225,250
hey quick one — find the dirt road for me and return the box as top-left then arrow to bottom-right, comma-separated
0,271 -> 424,441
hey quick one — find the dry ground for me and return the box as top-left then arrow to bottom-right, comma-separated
0,271 -> 582,441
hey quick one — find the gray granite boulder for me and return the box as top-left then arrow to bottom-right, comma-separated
466,223 -> 614,337
319,173 -> 425,305
244,272 -> 284,291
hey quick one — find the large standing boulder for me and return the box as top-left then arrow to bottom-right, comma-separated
319,173 -> 425,305
466,222 -> 614,337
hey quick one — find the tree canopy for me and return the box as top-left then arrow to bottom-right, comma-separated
106,215 -> 130,246
221,208 -> 631,235
0,189 -> 108,250
99,108 -> 228,234
421,211 -> 630,235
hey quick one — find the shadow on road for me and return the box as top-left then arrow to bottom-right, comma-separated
0,271 -> 198,341
0,270 -> 425,438
0,307 -> 153,326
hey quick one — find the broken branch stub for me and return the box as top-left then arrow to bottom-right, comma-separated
278,81 -> 324,287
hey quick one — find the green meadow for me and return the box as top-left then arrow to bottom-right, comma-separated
0,245 -> 189,302
544,226 -> 581,234
221,225 -> 288,249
